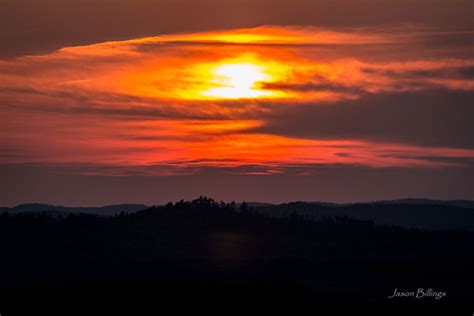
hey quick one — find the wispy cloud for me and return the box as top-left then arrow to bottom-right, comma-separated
1,26 -> 473,175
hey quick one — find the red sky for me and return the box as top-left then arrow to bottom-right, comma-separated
1,1 -> 473,205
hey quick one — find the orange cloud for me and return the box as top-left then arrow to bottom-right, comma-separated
0,26 -> 473,175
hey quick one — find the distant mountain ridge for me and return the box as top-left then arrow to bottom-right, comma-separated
1,199 -> 473,230
375,198 -> 474,209
253,202 -> 474,231
245,199 -> 474,209
0,203 -> 149,216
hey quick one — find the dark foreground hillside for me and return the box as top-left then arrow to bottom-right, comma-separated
1,197 -> 473,312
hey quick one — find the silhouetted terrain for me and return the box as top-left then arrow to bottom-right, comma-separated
0,197 -> 473,307
254,202 -> 474,231
3,199 -> 473,230
377,198 -> 474,209
0,203 -> 148,216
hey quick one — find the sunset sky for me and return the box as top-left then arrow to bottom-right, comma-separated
1,0 -> 473,206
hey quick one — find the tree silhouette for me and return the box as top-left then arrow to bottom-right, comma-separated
0,197 -> 472,302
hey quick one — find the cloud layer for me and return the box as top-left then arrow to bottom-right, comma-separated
0,26 -> 473,179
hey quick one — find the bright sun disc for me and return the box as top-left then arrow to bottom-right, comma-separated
203,62 -> 275,99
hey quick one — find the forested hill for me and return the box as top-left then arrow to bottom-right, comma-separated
1,197 -> 474,302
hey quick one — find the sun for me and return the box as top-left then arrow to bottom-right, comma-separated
202,62 -> 275,99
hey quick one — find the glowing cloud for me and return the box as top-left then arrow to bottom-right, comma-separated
0,26 -> 473,176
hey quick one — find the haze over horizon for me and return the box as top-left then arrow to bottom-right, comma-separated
1,0 -> 473,206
